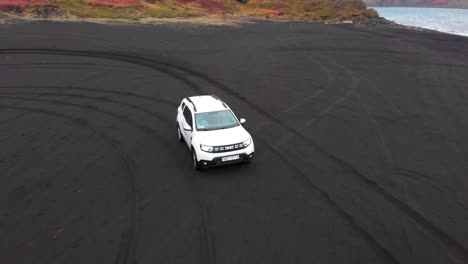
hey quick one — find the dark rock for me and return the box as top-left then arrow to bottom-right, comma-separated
363,8 -> 379,18
358,16 -> 399,27
33,5 -> 64,18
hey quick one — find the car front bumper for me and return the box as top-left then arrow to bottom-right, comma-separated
196,143 -> 255,168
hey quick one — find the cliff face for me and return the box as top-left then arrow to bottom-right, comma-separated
364,0 -> 468,8
0,0 -> 378,21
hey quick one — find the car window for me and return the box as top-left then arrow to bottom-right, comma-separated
181,102 -> 186,110
195,110 -> 239,131
183,107 -> 192,127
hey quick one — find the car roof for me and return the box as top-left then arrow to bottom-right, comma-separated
186,95 -> 228,113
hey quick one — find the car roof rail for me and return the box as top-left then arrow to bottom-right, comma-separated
186,97 -> 197,112
211,94 -> 228,109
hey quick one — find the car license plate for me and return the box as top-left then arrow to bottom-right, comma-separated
222,155 -> 239,162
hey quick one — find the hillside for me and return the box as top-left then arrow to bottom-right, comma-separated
364,0 -> 468,8
0,0 -> 378,21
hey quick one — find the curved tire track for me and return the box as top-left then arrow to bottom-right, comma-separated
0,94 -> 177,264
0,48 -> 219,264
0,85 -> 178,107
0,103 -> 138,264
0,90 -> 218,264
250,133 -> 400,264
172,50 -> 468,263
0,49 -> 205,94
5,48 -> 467,263
0,94 -> 170,140
0,47 -> 217,262
0,90 -> 171,124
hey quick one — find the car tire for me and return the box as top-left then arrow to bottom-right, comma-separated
192,150 -> 201,170
245,153 -> 254,163
177,124 -> 184,142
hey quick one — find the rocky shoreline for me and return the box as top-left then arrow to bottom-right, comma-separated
0,9 -> 404,30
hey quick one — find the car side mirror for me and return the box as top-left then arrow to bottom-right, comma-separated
240,118 -> 246,124
183,124 -> 192,131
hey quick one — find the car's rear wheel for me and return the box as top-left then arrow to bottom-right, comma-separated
177,125 -> 183,142
192,150 -> 201,170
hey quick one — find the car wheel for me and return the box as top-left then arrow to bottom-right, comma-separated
245,153 -> 254,163
177,125 -> 183,142
192,150 -> 201,170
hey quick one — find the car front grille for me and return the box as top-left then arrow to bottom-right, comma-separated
212,142 -> 246,153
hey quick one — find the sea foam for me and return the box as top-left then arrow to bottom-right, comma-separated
373,7 -> 468,37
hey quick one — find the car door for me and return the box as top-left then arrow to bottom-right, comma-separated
177,102 -> 186,136
178,102 -> 186,127
182,106 -> 193,148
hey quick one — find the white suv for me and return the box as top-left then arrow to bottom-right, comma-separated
176,95 -> 255,170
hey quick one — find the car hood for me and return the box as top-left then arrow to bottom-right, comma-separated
196,126 -> 251,146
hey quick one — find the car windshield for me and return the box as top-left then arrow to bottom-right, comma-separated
195,110 -> 239,131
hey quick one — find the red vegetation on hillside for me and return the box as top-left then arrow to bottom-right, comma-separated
176,0 -> 227,11
0,0 -> 49,11
0,0 -> 377,21
85,0 -> 141,7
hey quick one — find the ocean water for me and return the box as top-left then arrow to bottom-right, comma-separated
373,7 -> 468,37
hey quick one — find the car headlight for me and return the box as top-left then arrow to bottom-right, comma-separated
200,144 -> 214,152
242,138 -> 252,147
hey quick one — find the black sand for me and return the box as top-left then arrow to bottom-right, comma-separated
1,20 -> 468,264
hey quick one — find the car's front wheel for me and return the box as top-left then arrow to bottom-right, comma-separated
192,150 -> 201,170
177,124 -> 183,142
